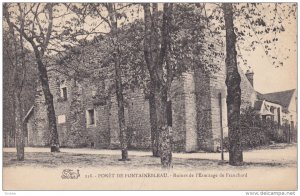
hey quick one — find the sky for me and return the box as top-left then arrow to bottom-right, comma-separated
66,3 -> 298,94
3,3 -> 297,94
239,14 -> 297,94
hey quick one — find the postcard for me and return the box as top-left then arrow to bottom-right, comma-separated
2,2 -> 297,191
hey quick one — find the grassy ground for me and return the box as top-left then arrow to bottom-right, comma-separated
3,143 -> 297,190
3,143 -> 296,170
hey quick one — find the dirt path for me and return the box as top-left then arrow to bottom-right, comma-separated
3,143 -> 297,190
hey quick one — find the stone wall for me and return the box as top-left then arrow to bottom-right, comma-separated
108,95 -> 121,148
194,68 -> 213,151
26,27 -> 257,152
127,89 -> 152,149
28,86 -> 50,147
170,76 -> 186,152
192,64 -> 258,152
81,77 -> 110,148
48,72 -> 90,148
182,72 -> 198,152
29,66 -> 156,150
209,69 -> 228,152
26,111 -> 35,146
193,28 -> 228,152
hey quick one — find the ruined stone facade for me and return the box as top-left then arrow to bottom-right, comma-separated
25,31 -> 259,152
27,66 -> 258,152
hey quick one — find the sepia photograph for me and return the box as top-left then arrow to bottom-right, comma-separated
2,2 -> 298,192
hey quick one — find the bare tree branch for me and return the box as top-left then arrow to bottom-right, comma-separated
41,3 -> 54,56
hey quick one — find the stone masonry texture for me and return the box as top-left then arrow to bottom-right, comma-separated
26,30 -> 256,152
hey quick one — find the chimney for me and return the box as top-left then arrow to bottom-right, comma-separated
245,70 -> 254,87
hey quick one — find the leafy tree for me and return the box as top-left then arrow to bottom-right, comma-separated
222,3 -> 243,166
107,4 -> 129,160
3,25 -> 31,160
215,3 -> 296,165
3,3 -> 97,152
142,3 -> 175,168
3,29 -> 38,150
83,3 -> 143,160
142,3 -> 224,167
239,106 -> 289,148
233,3 -> 297,69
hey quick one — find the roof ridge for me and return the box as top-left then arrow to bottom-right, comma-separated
259,89 -> 295,109
263,89 -> 295,95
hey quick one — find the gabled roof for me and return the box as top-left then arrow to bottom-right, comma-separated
260,89 -> 296,109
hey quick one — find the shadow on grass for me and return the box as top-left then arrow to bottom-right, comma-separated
3,152 -> 295,170
174,158 -> 294,169
245,143 -> 296,152
242,161 -> 290,168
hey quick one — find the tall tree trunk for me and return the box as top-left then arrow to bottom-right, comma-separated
34,53 -> 60,152
149,82 -> 160,157
155,86 -> 172,168
143,3 -> 160,158
223,3 -> 243,166
4,4 -> 60,153
114,53 -> 128,161
108,4 -> 129,161
14,91 -> 24,161
11,96 -> 16,147
143,3 -> 173,168
148,4 -> 160,157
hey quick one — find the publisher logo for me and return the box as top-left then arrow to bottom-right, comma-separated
61,169 -> 80,179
